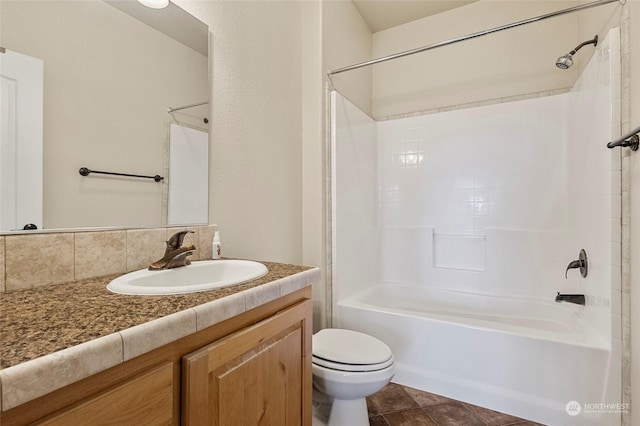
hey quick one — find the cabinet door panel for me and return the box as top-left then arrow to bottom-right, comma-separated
218,328 -> 301,425
38,362 -> 173,426
183,299 -> 311,426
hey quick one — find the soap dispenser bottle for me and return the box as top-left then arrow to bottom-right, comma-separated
212,231 -> 221,259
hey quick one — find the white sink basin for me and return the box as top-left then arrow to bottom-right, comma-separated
107,260 -> 268,295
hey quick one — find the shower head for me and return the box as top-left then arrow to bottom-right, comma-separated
555,35 -> 598,69
555,54 -> 573,69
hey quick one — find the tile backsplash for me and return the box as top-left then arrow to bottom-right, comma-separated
0,225 -> 216,293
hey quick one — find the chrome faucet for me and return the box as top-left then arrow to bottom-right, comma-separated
149,230 -> 196,270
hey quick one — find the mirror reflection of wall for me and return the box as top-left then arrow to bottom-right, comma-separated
0,0 -> 209,232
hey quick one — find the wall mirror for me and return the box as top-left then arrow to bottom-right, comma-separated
0,0 -> 209,234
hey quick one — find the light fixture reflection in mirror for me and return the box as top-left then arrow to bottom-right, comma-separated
138,0 -> 169,9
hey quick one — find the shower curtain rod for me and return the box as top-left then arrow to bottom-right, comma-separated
167,101 -> 208,114
327,0 -> 623,77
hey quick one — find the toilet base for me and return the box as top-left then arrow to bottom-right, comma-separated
328,398 -> 369,426
312,387 -> 370,426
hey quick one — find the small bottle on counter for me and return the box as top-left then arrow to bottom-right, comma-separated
212,231 -> 221,259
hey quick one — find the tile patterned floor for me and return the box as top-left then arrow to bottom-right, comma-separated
367,383 -> 545,426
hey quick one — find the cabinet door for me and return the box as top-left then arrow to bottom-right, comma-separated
37,362 -> 174,425
182,299 -> 312,426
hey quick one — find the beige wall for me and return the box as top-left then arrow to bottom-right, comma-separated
176,0 -> 372,327
302,0 -> 327,330
1,1 -> 208,229
371,1 -> 580,118
175,1 -> 304,265
629,2 -> 640,424
323,0 -> 372,116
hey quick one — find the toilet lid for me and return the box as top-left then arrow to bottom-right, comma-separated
312,354 -> 395,372
312,329 -> 393,365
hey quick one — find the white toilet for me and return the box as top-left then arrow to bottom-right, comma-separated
312,328 -> 396,426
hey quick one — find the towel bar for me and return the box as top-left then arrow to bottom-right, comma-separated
79,167 -> 164,182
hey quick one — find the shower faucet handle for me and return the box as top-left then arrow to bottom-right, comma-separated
565,260 -> 582,278
565,249 -> 588,279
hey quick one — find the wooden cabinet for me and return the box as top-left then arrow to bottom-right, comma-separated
1,287 -> 312,426
182,300 -> 312,426
38,363 -> 174,426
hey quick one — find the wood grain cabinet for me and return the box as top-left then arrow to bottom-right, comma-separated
38,363 -> 174,426
1,287 -> 313,426
182,300 -> 312,426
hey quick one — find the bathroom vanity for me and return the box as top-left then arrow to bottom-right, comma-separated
0,261 -> 318,425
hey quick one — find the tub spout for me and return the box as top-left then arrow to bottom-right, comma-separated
555,292 -> 585,306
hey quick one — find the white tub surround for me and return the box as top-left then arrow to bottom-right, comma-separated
330,28 -> 621,426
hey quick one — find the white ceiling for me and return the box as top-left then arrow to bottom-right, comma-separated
352,0 -> 479,33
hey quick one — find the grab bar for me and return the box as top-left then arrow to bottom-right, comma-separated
79,167 -> 164,182
606,126 -> 640,151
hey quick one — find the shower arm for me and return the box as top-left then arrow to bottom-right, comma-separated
326,0 -> 623,77
568,36 -> 598,55
607,126 -> 640,151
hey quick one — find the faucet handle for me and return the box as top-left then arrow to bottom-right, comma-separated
565,260 -> 582,278
166,230 -> 194,249
565,249 -> 588,279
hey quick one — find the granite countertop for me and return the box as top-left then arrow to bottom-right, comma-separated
0,260 -> 312,370
0,260 -> 319,412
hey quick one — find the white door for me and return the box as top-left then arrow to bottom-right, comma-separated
0,48 -> 43,231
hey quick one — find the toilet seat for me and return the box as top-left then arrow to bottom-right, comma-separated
312,329 -> 393,372
312,354 -> 395,372
312,329 -> 397,426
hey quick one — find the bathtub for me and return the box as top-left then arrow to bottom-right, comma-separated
337,283 -> 616,426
